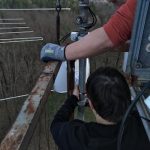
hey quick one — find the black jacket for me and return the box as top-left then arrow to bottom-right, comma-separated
50,95 -> 150,150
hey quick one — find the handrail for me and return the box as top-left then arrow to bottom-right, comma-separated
0,8 -> 71,11
0,62 -> 61,150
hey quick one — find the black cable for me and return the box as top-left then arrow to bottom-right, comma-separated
59,4 -> 97,44
117,81 -> 150,150
59,32 -> 71,43
83,7 -> 97,30
56,0 -> 61,44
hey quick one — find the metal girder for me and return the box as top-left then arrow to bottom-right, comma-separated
0,62 -> 60,150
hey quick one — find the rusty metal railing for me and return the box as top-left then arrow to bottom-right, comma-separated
0,62 -> 60,150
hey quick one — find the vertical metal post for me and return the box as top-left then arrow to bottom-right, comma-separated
77,0 -> 90,120
67,61 -> 75,120
77,59 -> 87,120
56,0 -> 61,44
67,61 -> 75,97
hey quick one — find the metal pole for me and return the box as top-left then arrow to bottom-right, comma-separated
56,0 -> 61,44
0,8 -> 71,11
77,0 -> 90,120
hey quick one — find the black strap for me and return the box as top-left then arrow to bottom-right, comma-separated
56,0 -> 61,44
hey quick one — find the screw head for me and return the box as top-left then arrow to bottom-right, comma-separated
76,16 -> 83,25
146,43 -> 150,52
135,62 -> 143,69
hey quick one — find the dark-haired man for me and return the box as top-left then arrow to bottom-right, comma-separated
50,67 -> 150,150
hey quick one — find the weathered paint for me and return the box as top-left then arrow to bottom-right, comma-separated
0,62 -> 60,150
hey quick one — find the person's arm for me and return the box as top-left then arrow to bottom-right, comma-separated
40,27 -> 113,62
40,0 -> 136,62
103,0 -> 136,46
51,86 -> 79,125
50,87 -> 80,147
65,27 -> 113,60
50,95 -> 78,144
51,95 -> 77,124
65,0 -> 136,60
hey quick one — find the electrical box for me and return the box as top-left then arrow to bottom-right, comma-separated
125,0 -> 150,81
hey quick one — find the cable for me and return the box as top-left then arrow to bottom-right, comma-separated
59,32 -> 71,43
88,7 -> 97,26
0,94 -> 29,101
140,116 -> 150,122
84,7 -> 97,29
117,81 -> 150,150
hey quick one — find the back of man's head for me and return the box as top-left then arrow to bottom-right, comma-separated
86,67 -> 131,123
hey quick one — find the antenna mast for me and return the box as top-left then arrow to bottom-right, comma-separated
77,0 -> 90,120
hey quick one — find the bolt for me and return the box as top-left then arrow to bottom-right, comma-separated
135,62 -> 143,69
146,43 -> 150,52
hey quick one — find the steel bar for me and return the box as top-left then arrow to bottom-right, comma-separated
0,37 -> 42,41
0,62 -> 61,150
0,94 -> 29,102
77,0 -> 90,120
0,30 -> 33,35
0,27 -> 30,30
0,18 -> 24,21
67,61 -> 75,96
0,8 -> 71,11
0,37 -> 43,43
0,39 -> 43,43
78,59 -> 86,120
0,22 -> 26,25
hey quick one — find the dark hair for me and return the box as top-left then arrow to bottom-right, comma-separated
86,67 -> 131,123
